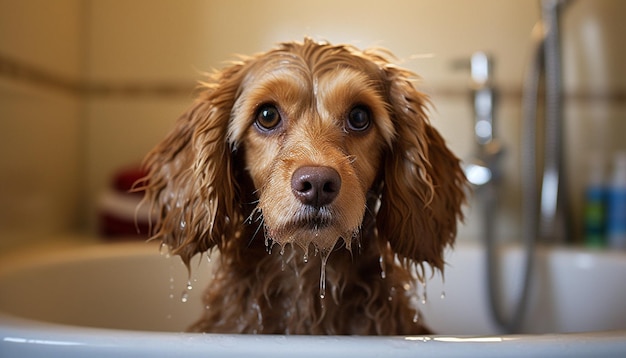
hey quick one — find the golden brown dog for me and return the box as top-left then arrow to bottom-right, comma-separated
142,38 -> 466,335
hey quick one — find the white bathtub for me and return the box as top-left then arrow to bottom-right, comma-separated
1,241 -> 625,357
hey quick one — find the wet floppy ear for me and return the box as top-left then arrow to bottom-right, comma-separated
140,64 -> 246,266
376,68 -> 466,273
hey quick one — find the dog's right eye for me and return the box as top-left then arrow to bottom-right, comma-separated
347,105 -> 371,132
255,105 -> 282,131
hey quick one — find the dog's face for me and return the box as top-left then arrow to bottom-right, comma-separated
143,39 -> 466,271
228,51 -> 396,252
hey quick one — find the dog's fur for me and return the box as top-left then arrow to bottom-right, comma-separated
141,38 -> 466,335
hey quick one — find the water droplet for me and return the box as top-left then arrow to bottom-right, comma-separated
319,252 -> 329,300
167,265 -> 175,299
252,301 -> 263,330
440,291 -> 446,300
186,281 -> 193,291
303,253 -> 308,263
160,243 -> 171,258
421,281 -> 428,304
181,291 -> 189,303
412,312 -> 420,323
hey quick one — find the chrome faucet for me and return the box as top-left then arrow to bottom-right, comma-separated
457,52 -> 503,187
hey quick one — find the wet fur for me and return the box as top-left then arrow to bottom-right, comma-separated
141,39 -> 466,335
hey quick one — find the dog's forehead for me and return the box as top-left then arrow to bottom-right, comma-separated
239,49 -> 389,110
247,45 -> 386,84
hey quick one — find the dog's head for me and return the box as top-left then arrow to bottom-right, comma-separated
142,39 -> 466,271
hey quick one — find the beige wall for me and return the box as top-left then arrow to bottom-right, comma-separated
0,0 -> 84,249
1,0 -> 625,250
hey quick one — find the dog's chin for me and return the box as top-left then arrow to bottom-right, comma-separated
264,219 -> 360,255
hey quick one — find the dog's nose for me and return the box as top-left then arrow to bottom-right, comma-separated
291,166 -> 341,207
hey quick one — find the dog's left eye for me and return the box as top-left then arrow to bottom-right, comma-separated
255,105 -> 282,131
347,106 -> 371,132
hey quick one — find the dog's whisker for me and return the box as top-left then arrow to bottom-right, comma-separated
245,198 -> 261,205
248,216 -> 266,248
244,206 -> 262,224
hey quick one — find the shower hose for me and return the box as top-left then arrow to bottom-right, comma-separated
485,0 -> 568,332
484,37 -> 540,332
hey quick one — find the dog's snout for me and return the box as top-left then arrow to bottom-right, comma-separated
291,166 -> 341,207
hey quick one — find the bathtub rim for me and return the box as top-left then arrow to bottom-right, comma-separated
2,313 -> 626,358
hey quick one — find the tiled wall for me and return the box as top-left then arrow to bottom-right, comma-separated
1,0 -> 625,249
0,0 -> 84,249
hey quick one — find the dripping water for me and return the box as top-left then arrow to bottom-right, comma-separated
159,242 -> 169,257
161,244 -> 176,321
164,244 -> 175,300
303,245 -> 309,263
418,270 -> 428,305
180,280 -> 193,303
180,254 -> 200,304
251,301 -> 264,333
280,252 -> 286,272
440,276 -> 446,300
168,276 -> 175,300
412,310 -> 420,323
319,251 -> 330,300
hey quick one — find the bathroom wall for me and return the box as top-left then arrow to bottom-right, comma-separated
0,0 -> 84,250
1,0 -> 625,250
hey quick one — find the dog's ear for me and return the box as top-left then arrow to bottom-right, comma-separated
140,63 -> 246,265
376,66 -> 466,273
